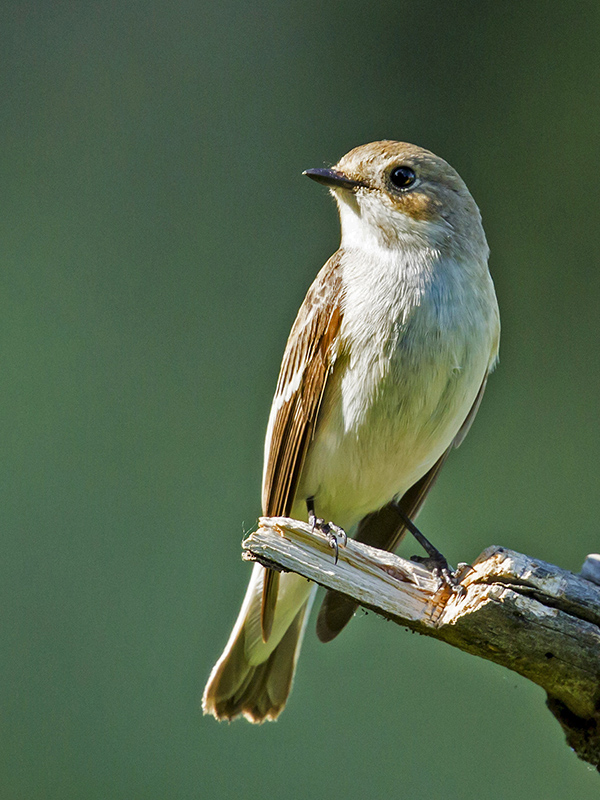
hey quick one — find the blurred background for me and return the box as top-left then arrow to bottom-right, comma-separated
1,1 -> 599,797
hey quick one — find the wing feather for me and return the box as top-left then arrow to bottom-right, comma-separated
260,253 -> 344,639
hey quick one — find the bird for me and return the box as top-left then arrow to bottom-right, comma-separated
202,140 -> 500,723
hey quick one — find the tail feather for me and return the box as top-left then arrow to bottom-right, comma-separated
207,607 -> 307,722
260,568 -> 279,642
202,563 -> 314,723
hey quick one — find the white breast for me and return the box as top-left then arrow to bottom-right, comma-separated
295,241 -> 499,529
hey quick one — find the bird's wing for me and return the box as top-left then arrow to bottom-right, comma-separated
316,373 -> 490,642
260,252 -> 344,639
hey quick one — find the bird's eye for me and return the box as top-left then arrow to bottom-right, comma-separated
389,166 -> 416,190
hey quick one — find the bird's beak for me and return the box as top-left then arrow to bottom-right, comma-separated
303,168 -> 366,191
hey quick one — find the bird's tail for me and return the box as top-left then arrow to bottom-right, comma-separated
202,563 -> 315,722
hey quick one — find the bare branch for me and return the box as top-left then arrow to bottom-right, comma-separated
243,517 -> 600,770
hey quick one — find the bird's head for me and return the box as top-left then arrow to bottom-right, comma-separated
304,140 -> 487,261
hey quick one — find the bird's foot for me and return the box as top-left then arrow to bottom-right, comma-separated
410,553 -> 467,596
324,523 -> 347,564
391,501 -> 467,595
308,502 -> 347,565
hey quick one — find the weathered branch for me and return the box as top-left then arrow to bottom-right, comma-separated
242,517 -> 600,770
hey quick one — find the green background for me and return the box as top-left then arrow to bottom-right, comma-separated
2,1 -> 600,797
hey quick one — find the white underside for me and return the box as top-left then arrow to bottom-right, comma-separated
294,213 -> 499,529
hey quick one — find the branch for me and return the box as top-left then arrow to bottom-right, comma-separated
242,517 -> 600,770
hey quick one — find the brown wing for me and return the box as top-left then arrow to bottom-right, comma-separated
260,252 -> 344,640
315,374 -> 490,643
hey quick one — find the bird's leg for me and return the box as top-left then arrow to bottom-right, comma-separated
306,496 -> 347,564
391,502 -> 464,592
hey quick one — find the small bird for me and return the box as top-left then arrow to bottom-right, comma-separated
202,141 -> 500,723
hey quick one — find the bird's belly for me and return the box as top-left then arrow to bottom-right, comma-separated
295,346 -> 487,529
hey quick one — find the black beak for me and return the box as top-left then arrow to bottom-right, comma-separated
303,168 -> 365,191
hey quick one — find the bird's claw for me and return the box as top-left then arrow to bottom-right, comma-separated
309,512 -> 346,564
325,525 -> 347,564
410,554 -> 467,596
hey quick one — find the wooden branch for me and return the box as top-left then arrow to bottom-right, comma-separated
242,517 -> 600,770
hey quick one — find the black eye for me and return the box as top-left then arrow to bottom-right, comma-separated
389,166 -> 416,190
